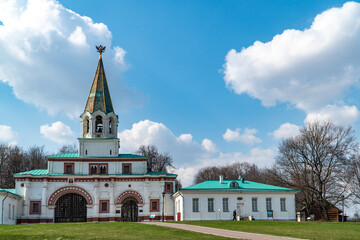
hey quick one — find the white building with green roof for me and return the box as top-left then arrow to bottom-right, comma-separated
0,47 -> 177,224
172,177 -> 297,221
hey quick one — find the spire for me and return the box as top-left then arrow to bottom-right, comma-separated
84,45 -> 114,114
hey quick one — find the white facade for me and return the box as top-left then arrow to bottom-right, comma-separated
173,191 -> 296,221
13,173 -> 176,224
0,192 -> 22,225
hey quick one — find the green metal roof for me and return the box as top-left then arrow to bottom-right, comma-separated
47,152 -> 147,159
84,55 -> 114,114
14,169 -> 176,177
14,169 -> 50,176
146,172 -> 177,176
181,179 -> 298,192
0,189 -> 22,198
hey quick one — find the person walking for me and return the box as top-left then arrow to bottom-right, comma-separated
233,210 -> 237,221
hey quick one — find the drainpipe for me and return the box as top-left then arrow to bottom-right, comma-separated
1,193 -> 9,225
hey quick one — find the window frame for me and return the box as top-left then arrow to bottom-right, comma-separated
122,163 -> 132,174
280,198 -> 287,212
192,198 -> 199,212
99,200 -> 110,213
252,198 -> 258,212
222,198 -> 229,212
266,198 -> 272,211
29,201 -> 41,215
64,163 -> 74,174
150,199 -> 160,212
164,182 -> 173,193
208,198 -> 215,212
88,163 -> 108,175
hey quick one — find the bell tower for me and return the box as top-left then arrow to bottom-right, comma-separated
78,45 -> 119,157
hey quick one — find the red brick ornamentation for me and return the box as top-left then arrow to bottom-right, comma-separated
48,186 -> 93,206
116,190 -> 143,205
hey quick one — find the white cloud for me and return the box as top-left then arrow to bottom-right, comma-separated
223,128 -> 262,145
224,2 -> 360,113
118,119 -> 275,187
175,147 -> 276,187
271,123 -> 300,140
0,125 -> 18,145
305,104 -> 359,126
118,120 -> 219,166
68,26 -> 87,46
40,121 -> 74,144
201,138 -> 218,154
0,0 -> 142,118
113,46 -> 127,66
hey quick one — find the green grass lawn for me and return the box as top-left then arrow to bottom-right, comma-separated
176,220 -> 360,240
0,222 -> 230,240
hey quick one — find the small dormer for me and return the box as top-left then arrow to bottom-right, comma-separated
230,181 -> 239,188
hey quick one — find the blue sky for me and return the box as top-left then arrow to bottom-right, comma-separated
1,0 -> 360,187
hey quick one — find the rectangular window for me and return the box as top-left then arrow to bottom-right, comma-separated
8,204 -> 11,219
122,163 -> 132,174
150,199 -> 160,212
64,163 -> 74,174
192,198 -> 199,212
252,198 -> 258,212
266,198 -> 272,211
30,201 -> 41,215
164,182 -> 173,193
222,198 -> 229,212
99,200 -> 109,213
208,198 -> 214,212
12,205 -> 15,220
280,198 -> 286,212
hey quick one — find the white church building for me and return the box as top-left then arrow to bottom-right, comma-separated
0,46 -> 177,224
0,46 -> 297,224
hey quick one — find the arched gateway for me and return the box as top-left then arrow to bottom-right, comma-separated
49,186 -> 93,223
55,193 -> 87,223
121,197 -> 138,222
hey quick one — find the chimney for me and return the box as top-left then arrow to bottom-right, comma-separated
219,175 -> 224,184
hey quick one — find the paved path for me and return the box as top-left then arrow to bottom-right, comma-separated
142,222 -> 307,240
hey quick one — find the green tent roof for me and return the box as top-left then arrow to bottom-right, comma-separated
84,55 -> 114,114
0,189 -> 22,198
47,152 -> 147,159
181,179 -> 297,192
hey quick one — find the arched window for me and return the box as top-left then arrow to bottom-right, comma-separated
109,117 -> 113,134
86,118 -> 89,133
91,165 -> 97,174
95,116 -> 103,133
230,181 -> 239,188
83,117 -> 90,134
100,165 -> 107,174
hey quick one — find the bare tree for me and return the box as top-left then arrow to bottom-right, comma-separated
194,162 -> 271,184
26,145 -> 47,169
136,145 -> 174,172
274,121 -> 357,221
58,144 -> 78,154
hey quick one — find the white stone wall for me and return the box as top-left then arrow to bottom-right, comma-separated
14,178 -> 175,222
78,138 -> 119,157
175,191 -> 296,221
48,161 -> 147,175
0,193 -> 21,225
